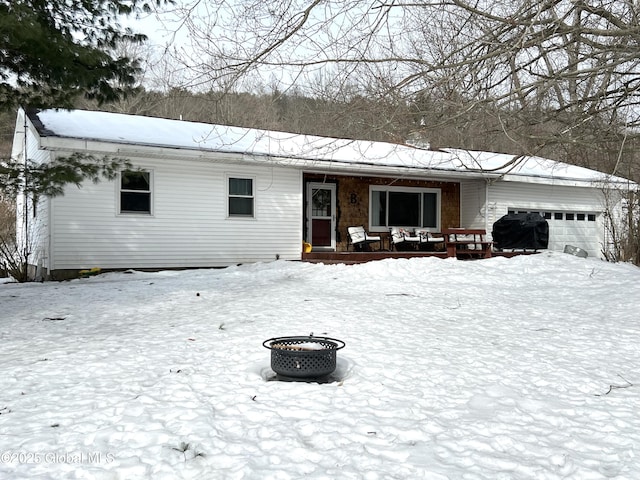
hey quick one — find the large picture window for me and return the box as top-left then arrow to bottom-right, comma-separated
228,177 -> 254,217
120,170 -> 151,214
370,186 -> 440,231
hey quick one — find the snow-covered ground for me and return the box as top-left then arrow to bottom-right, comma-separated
1,253 -> 639,480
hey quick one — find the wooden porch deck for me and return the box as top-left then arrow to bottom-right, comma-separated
302,249 -> 538,264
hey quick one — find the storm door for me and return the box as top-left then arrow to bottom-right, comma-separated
306,182 -> 336,251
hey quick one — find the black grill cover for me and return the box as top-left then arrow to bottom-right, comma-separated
492,213 -> 549,250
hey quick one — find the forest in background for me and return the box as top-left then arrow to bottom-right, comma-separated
2,84 -> 639,184
4,1 -> 640,186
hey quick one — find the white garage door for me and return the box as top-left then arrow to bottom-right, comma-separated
546,211 -> 601,257
508,209 -> 601,257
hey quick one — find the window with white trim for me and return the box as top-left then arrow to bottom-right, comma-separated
370,186 -> 440,231
228,177 -> 254,217
120,170 -> 151,214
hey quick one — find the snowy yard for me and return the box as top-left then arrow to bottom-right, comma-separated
1,253 -> 639,479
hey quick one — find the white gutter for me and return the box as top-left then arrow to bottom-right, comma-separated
39,136 -> 504,182
36,133 -> 636,189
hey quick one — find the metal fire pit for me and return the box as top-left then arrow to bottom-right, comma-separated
263,336 -> 346,379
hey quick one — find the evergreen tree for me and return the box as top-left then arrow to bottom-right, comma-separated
0,0 -> 163,110
0,0 -> 167,198
0,0 -> 167,279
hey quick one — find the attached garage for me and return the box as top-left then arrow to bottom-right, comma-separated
464,174 -> 620,259
505,209 -> 601,257
484,181 -> 608,258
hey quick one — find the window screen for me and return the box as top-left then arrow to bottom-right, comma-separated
120,171 -> 151,214
229,178 -> 254,216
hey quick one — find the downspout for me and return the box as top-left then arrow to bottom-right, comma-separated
484,179 -> 492,238
22,111 -> 30,279
46,178 -> 53,280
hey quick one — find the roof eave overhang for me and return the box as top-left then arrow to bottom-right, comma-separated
38,135 -> 636,188
297,161 -> 495,180
499,173 -> 637,189
39,136 -> 501,181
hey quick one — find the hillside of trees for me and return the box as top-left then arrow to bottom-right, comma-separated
2,86 -> 637,185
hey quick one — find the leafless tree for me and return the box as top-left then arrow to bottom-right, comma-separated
156,0 -> 640,262
0,196 -> 23,280
164,1 -> 637,174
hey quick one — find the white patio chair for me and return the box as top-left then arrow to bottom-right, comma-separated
347,226 -> 382,251
389,227 -> 420,251
415,229 -> 445,251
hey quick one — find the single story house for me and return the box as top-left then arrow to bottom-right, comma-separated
11,107 -> 635,279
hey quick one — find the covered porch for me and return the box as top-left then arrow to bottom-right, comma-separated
304,172 -> 465,253
301,172 -> 547,263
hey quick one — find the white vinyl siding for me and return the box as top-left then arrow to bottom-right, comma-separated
48,156 -> 302,270
15,124 -> 52,276
460,180 -> 488,230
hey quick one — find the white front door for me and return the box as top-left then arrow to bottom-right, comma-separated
306,183 -> 337,251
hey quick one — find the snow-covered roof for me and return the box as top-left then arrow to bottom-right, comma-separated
26,108 -> 634,187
